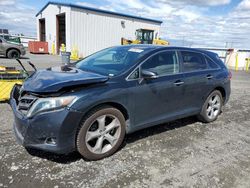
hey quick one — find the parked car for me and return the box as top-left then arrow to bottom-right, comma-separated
10,45 -> 231,160
0,36 -> 25,58
0,34 -> 21,44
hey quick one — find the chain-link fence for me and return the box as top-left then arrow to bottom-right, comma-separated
0,66 -> 27,102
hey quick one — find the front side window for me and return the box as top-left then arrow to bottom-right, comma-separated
141,51 -> 179,76
181,51 -> 207,72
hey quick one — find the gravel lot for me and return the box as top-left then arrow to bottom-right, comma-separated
0,54 -> 250,188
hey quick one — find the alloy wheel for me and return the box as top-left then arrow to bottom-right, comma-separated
206,94 -> 221,120
85,114 -> 121,154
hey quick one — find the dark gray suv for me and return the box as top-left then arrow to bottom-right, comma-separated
0,36 -> 26,58
10,45 -> 231,160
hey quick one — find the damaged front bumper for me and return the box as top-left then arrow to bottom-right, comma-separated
10,85 -> 83,154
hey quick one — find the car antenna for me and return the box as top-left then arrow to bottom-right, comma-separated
15,59 -> 29,76
27,61 -> 37,72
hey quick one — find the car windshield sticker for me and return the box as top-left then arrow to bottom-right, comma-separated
128,48 -> 144,53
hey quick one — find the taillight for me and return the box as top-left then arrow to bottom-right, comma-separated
228,71 -> 232,80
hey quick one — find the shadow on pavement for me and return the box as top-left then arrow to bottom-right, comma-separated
26,148 -> 82,164
125,116 -> 198,144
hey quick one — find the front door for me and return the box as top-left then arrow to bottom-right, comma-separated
131,50 -> 185,127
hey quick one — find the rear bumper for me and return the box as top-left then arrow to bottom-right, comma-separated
10,86 -> 83,154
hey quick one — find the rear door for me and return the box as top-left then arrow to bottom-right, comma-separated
179,50 -> 214,112
130,50 -> 186,127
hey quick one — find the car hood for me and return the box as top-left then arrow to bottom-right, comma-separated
22,66 -> 109,93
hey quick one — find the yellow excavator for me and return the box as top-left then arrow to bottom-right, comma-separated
121,29 -> 169,45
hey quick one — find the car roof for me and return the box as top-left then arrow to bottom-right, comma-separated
115,45 -> 217,56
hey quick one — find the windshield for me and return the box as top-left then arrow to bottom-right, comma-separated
76,46 -> 151,76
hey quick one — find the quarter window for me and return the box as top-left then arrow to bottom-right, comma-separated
129,68 -> 139,79
181,51 -> 207,72
141,51 -> 179,76
205,56 -> 219,69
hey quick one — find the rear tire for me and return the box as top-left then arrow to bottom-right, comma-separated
76,106 -> 126,160
7,49 -> 20,59
198,90 -> 223,123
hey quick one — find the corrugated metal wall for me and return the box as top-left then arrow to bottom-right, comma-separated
70,8 -> 161,57
37,4 -> 161,56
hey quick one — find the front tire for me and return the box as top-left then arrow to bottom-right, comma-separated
76,106 -> 126,160
7,49 -> 20,59
199,90 -> 223,123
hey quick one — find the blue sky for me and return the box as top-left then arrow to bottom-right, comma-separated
1,0 -> 250,48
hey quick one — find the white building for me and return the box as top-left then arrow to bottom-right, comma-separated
36,2 -> 162,57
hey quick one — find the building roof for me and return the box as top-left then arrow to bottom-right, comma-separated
36,1 -> 163,24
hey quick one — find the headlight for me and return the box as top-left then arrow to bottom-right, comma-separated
27,96 -> 76,117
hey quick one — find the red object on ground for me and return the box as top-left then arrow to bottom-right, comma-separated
28,41 -> 48,54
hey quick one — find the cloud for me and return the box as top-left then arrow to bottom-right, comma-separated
1,0 -> 249,49
76,2 -> 99,9
76,1 -> 117,11
159,0 -> 231,6
0,0 -> 36,36
237,0 -> 250,10
0,0 -> 15,5
104,0 -> 249,49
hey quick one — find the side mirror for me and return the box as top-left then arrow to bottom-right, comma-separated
141,70 -> 158,79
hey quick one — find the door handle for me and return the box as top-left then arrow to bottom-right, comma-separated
206,75 -> 213,79
174,80 -> 184,86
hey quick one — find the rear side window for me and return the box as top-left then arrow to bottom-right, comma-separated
141,51 -> 179,76
181,51 -> 207,72
205,56 -> 219,69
